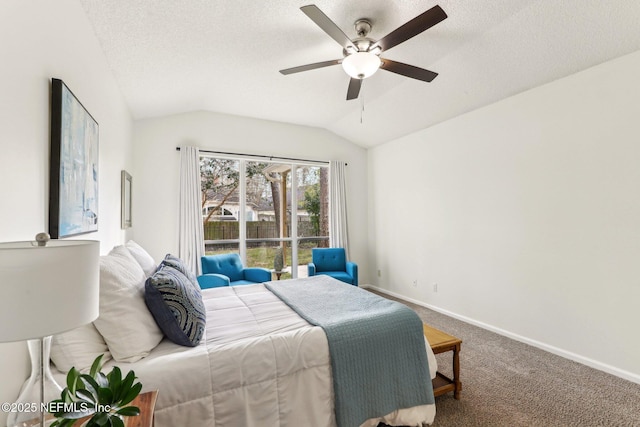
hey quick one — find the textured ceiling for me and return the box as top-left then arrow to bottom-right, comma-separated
79,0 -> 640,148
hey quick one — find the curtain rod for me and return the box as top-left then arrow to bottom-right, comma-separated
175,147 -> 346,166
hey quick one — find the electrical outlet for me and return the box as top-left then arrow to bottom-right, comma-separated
412,279 -> 418,287
433,283 -> 438,292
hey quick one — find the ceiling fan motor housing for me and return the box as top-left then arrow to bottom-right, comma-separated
343,38 -> 377,56
342,24 -> 382,80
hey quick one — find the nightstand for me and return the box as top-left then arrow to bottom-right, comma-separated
124,391 -> 158,427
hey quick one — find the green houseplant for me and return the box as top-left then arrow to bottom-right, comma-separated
49,355 -> 142,427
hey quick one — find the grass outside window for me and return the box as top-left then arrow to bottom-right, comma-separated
205,245 -> 314,280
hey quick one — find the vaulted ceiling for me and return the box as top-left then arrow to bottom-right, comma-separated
80,0 -> 640,147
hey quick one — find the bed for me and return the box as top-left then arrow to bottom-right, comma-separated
47,243 -> 438,427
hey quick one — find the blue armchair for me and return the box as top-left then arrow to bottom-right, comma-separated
198,253 -> 271,289
307,248 -> 358,286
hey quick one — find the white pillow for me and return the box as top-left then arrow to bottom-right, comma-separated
93,245 -> 163,362
125,240 -> 157,277
50,323 -> 112,373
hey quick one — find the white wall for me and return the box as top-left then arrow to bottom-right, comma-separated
132,111 -> 369,281
369,49 -> 640,382
0,1 -> 133,423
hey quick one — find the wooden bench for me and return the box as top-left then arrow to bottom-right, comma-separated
423,323 -> 462,399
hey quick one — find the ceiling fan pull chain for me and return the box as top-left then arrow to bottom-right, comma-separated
360,89 -> 364,124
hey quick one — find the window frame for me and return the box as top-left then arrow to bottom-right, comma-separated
200,153 -> 329,279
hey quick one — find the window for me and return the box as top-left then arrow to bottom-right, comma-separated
200,156 -> 329,279
201,158 -> 240,254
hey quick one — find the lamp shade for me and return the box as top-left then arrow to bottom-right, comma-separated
342,52 -> 381,79
0,239 -> 99,342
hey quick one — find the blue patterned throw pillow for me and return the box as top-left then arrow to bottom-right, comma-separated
161,254 -> 199,284
145,265 -> 206,347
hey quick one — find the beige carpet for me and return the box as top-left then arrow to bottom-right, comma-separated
371,289 -> 640,427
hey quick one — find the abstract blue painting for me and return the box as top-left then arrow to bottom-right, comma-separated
49,79 -> 99,238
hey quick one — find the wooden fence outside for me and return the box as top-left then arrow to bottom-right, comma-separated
204,221 -> 319,241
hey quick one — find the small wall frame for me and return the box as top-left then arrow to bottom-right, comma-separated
121,170 -> 132,229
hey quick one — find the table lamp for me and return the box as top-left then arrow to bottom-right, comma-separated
0,233 -> 99,427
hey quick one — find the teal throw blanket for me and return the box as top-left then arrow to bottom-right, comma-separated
265,276 -> 434,427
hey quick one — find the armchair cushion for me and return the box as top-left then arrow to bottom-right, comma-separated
244,267 -> 272,283
199,253 -> 271,287
312,248 -> 346,272
201,253 -> 244,282
317,271 -> 353,284
197,273 -> 231,289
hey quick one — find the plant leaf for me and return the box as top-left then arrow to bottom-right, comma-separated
118,371 -> 135,397
111,415 -> 125,427
96,371 -> 109,389
108,367 -> 122,399
48,398 -> 62,411
89,354 -> 104,378
67,367 -> 80,394
91,411 -> 109,426
115,405 -> 140,417
63,389 -> 74,404
97,387 -> 114,405
80,374 -> 100,399
76,388 -> 96,404
118,382 -> 142,407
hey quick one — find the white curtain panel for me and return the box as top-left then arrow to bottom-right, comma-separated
329,160 -> 350,259
178,146 -> 204,275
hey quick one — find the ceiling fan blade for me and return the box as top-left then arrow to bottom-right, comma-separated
346,78 -> 362,100
370,5 -> 447,52
301,5 -> 357,50
280,59 -> 342,75
380,59 -> 438,82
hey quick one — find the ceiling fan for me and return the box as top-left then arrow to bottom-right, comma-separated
280,4 -> 447,100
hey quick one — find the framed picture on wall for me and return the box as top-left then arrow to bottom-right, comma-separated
49,78 -> 99,239
121,170 -> 132,229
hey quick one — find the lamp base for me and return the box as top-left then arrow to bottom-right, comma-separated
7,336 -> 62,427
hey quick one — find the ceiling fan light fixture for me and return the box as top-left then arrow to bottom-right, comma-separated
342,51 -> 381,79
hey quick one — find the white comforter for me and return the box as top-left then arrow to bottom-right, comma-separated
61,284 -> 437,426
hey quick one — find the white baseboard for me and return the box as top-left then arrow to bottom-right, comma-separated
362,284 -> 640,385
